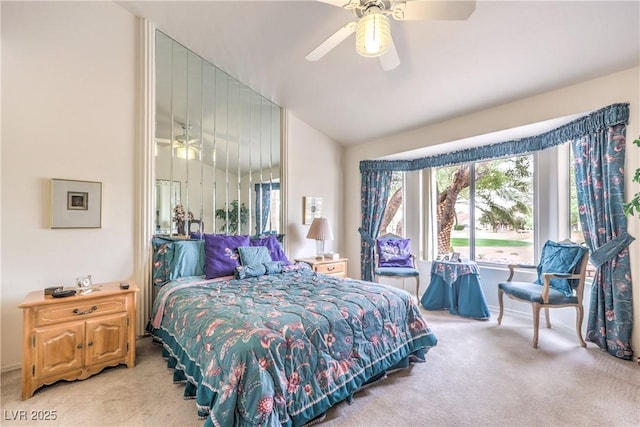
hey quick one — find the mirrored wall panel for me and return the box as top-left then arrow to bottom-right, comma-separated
155,31 -> 282,238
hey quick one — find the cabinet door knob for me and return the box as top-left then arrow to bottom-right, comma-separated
87,342 -> 93,347
77,344 -> 83,349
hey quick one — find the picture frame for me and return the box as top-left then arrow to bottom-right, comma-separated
51,179 -> 102,228
303,196 -> 323,225
450,252 -> 461,262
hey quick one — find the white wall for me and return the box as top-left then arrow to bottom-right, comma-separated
344,67 -> 640,356
284,111 -> 344,261
1,2 -> 137,370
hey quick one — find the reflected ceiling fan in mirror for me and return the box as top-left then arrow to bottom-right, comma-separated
305,0 -> 476,71
156,122 -> 201,160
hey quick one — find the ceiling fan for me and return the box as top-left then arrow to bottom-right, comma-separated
156,122 -> 201,159
305,0 -> 476,71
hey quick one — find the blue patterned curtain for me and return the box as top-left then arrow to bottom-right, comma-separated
255,183 -> 280,234
572,125 -> 635,360
359,170 -> 393,281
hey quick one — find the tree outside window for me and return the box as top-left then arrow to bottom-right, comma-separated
436,155 -> 534,264
380,171 -> 404,236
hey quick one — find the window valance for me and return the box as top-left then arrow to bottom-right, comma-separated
359,102 -> 629,173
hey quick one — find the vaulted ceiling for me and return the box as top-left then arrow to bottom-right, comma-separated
118,1 -> 640,146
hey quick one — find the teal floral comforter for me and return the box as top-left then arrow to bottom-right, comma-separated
148,264 -> 437,426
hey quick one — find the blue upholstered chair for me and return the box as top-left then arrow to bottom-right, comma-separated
374,233 -> 420,298
497,240 -> 589,349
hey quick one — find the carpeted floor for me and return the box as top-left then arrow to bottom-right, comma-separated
2,307 -> 639,426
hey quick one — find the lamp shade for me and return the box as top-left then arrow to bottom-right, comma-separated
306,217 -> 334,241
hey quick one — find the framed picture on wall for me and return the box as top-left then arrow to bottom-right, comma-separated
303,196 -> 323,225
51,179 -> 102,228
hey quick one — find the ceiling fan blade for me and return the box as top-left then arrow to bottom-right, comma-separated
305,21 -> 357,61
315,0 -> 360,9
379,39 -> 400,71
392,0 -> 476,21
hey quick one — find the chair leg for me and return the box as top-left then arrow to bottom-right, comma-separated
532,303 -> 541,349
575,305 -> 587,347
544,307 -> 551,329
497,289 -> 504,325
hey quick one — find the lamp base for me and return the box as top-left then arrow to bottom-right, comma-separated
315,240 -> 325,259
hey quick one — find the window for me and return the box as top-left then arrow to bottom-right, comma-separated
436,164 -> 471,258
435,155 -> 534,265
268,188 -> 281,232
569,146 -> 596,277
569,147 -> 583,243
380,171 -> 404,235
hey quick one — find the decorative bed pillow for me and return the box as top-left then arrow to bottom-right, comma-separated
169,240 -> 205,280
377,238 -> 413,267
251,233 -> 285,244
152,238 -> 174,285
238,246 -> 272,266
250,234 -> 291,265
263,261 -> 284,275
204,234 -> 250,279
153,238 -> 206,284
535,240 -> 588,297
234,260 -> 284,279
235,263 -> 267,280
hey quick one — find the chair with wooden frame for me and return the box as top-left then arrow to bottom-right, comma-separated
497,240 -> 589,349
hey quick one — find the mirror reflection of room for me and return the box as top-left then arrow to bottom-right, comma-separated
154,31 -> 282,238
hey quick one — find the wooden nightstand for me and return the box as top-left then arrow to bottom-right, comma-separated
18,281 -> 138,400
295,257 -> 348,278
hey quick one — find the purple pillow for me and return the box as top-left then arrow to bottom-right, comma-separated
377,238 -> 413,268
250,234 -> 291,265
204,234 -> 250,279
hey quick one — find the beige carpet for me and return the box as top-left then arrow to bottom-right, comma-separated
2,308 -> 639,427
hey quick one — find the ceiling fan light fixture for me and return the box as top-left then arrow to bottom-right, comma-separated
175,145 -> 198,160
355,11 -> 391,57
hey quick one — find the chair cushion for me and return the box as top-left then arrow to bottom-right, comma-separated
377,237 -> 413,267
375,267 -> 420,277
535,240 -> 588,297
499,281 -> 578,305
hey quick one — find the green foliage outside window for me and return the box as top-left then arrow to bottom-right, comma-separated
624,138 -> 640,218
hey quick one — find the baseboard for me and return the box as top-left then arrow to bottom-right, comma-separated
1,363 -> 21,373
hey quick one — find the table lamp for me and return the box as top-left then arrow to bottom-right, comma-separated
306,217 -> 334,259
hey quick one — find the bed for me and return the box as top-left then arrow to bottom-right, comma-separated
148,235 -> 437,426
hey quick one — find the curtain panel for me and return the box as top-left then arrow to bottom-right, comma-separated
254,183 -> 280,234
572,124 -> 634,360
359,170 -> 393,282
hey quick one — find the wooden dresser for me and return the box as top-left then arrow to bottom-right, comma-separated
18,281 -> 137,400
295,257 -> 348,278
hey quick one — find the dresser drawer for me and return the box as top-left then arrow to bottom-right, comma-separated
35,295 -> 128,327
315,261 -> 346,276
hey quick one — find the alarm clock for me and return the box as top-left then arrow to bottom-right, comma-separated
76,275 -> 93,294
